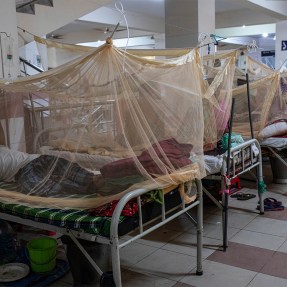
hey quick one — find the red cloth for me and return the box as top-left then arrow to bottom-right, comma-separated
100,138 -> 193,178
89,200 -> 139,217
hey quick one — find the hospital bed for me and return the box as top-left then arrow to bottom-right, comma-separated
0,178 -> 203,287
0,100 -> 205,286
25,96 -> 264,255
33,124 -> 264,252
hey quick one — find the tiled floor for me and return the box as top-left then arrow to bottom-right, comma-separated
50,162 -> 287,286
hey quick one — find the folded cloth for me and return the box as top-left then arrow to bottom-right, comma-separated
204,154 -> 223,175
100,138 -> 193,178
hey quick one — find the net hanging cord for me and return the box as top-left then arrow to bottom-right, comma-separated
17,26 -> 35,37
114,1 -> 130,70
198,32 -> 217,79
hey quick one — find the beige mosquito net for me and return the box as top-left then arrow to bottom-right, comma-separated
201,50 -> 282,140
0,40 -> 206,209
232,55 -> 281,138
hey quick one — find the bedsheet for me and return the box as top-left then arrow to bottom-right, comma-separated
260,137 -> 287,151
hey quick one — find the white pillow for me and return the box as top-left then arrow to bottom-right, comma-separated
259,121 -> 287,139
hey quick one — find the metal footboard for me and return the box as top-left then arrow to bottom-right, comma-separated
203,139 -> 264,250
110,179 -> 203,286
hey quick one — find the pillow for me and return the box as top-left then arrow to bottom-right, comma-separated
259,120 -> 287,139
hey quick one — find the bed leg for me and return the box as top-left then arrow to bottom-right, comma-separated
110,236 -> 122,287
220,164 -> 228,251
257,170 -> 265,215
257,146 -> 265,215
196,179 -> 203,275
100,271 -> 116,287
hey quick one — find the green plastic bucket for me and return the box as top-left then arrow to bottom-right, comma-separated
27,237 -> 57,273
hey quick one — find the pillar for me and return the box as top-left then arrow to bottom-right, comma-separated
275,20 -> 287,70
0,0 -> 19,79
0,1 -> 23,150
164,0 -> 215,49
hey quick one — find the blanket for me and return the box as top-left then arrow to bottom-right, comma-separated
100,138 -> 193,178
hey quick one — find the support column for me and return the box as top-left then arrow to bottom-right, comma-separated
0,0 -> 19,79
165,0 -> 215,49
275,20 -> 287,70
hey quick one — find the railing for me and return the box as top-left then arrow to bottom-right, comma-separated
16,0 -> 53,14
19,56 -> 44,76
23,97 -> 116,152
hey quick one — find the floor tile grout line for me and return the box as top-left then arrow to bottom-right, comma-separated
122,244 -> 162,270
276,237 -> 287,252
244,271 -> 261,287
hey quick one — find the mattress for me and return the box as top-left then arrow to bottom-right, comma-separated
0,181 -> 182,237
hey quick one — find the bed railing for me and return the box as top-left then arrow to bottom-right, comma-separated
27,99 -> 116,152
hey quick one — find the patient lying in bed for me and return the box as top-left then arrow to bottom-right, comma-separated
0,145 -> 101,197
0,138 -> 195,198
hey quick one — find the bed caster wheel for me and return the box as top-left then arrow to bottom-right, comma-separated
100,271 -> 116,287
196,270 -> 203,276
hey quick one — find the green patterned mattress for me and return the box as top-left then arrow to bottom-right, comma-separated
0,182 -> 127,237
0,182 -> 181,238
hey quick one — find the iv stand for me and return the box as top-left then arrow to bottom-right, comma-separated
0,32 -> 11,148
0,31 -> 8,78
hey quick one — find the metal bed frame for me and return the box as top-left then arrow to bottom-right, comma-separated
0,179 -> 203,287
266,147 -> 287,167
262,144 -> 287,183
23,95 -> 115,153
202,139 -> 264,250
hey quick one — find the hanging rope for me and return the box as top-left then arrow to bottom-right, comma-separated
114,1 -> 130,69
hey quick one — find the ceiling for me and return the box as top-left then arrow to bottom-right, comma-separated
46,0 -> 287,49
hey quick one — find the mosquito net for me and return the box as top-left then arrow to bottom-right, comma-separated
232,56 -> 281,138
0,40 -> 206,209
202,50 -> 282,140
33,37 -> 286,141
